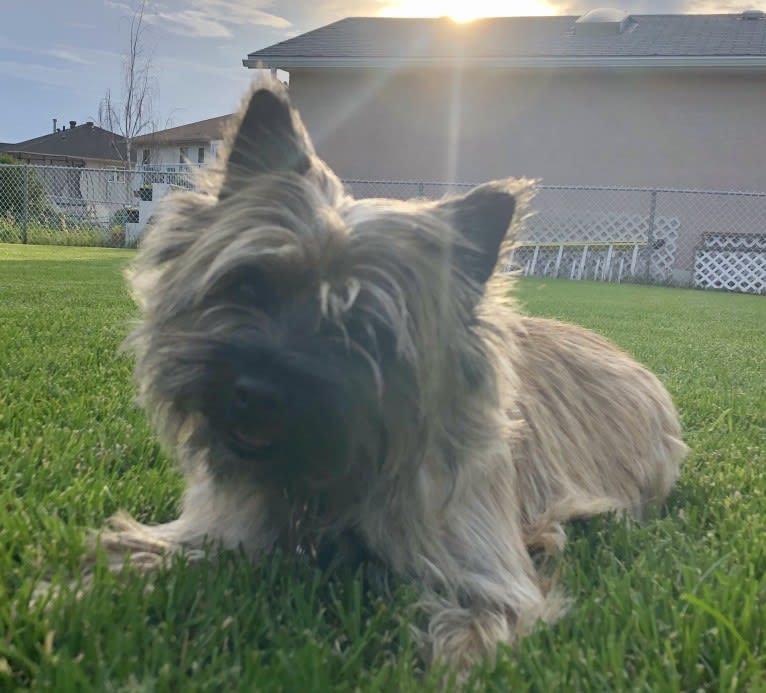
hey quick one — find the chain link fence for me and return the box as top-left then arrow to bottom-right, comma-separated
1,164 -> 764,293
345,180 -> 766,294
0,163 -> 199,248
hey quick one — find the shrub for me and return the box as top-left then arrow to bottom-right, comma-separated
111,206 -> 139,227
0,154 -> 48,219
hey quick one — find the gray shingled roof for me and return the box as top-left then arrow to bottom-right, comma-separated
1,123 -> 127,164
132,115 -> 234,146
244,14 -> 766,68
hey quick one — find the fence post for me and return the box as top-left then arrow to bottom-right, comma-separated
22,165 -> 29,244
645,190 -> 657,282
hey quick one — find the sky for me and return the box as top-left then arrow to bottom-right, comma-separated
0,0 -> 754,143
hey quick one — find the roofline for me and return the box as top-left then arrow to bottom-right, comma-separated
132,135 -> 226,146
10,126 -> 123,150
132,115 -> 234,145
1,150 -> 128,166
243,55 -> 766,70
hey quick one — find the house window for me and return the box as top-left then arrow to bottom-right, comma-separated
142,149 -> 150,165
197,147 -> 205,164
179,146 -> 188,163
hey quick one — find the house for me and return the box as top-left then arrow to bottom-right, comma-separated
131,114 -> 234,169
0,121 -> 130,222
243,10 -> 766,191
242,10 -> 766,290
0,121 -> 127,168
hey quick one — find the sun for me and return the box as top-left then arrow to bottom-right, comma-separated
380,0 -> 557,22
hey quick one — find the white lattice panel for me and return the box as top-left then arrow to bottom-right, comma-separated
518,213 -> 679,281
694,250 -> 766,294
702,233 -> 766,252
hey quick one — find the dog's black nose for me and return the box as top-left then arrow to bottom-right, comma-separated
232,378 -> 285,417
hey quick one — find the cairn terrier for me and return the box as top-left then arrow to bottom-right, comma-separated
101,80 -> 687,669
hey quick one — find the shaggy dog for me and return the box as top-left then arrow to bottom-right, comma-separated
100,80 -> 687,669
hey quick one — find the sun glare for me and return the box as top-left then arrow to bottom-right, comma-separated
380,0 -> 557,22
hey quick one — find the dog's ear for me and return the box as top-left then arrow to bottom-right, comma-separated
436,182 -> 516,285
220,83 -> 313,196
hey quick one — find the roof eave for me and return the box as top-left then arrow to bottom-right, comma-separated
0,150 -> 127,166
243,55 -> 766,70
133,135 -> 223,145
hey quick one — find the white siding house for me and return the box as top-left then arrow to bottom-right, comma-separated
132,115 -> 233,170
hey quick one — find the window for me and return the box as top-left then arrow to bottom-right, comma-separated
141,149 -> 151,165
197,147 -> 205,164
179,146 -> 188,163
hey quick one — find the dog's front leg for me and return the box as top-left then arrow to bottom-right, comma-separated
98,470 -> 280,572
398,481 -> 568,671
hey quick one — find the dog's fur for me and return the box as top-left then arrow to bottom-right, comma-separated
100,80 -> 687,669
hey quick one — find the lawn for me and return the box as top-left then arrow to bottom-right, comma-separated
1,244 -> 764,691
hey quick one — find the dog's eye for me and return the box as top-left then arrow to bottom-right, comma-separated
234,280 -> 265,304
216,270 -> 276,309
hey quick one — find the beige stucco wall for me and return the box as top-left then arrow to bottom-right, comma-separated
286,67 -> 766,283
287,67 -> 766,191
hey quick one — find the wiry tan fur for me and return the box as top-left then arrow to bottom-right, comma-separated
95,78 -> 687,673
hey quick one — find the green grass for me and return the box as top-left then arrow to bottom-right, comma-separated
1,244 -> 764,691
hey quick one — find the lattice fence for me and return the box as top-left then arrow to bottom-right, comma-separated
694,233 -> 766,295
511,211 -> 680,283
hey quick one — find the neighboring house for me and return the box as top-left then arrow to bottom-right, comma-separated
0,122 -> 130,221
131,115 -> 234,170
122,115 -> 233,243
0,121 -> 127,168
243,10 -> 766,192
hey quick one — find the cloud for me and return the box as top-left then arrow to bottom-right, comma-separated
189,0 -> 290,27
136,0 -> 290,38
499,0 -> 758,13
144,9 -> 234,37
372,0 -> 759,17
0,36 -> 116,66
0,60 -> 96,91
45,49 -> 91,65
125,0 -> 753,44
161,53 -> 255,81
65,20 -> 100,30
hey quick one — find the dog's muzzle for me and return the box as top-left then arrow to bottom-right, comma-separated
229,376 -> 286,451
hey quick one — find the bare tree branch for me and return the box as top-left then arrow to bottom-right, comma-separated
98,0 -> 158,169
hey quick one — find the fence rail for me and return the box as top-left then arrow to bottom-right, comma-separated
1,164 -> 764,293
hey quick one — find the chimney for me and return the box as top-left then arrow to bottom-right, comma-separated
575,8 -> 632,36
69,120 -> 77,129
53,118 -> 57,134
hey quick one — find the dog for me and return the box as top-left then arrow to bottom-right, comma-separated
99,79 -> 687,670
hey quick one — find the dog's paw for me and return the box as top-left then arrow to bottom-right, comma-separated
429,606 -> 511,671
